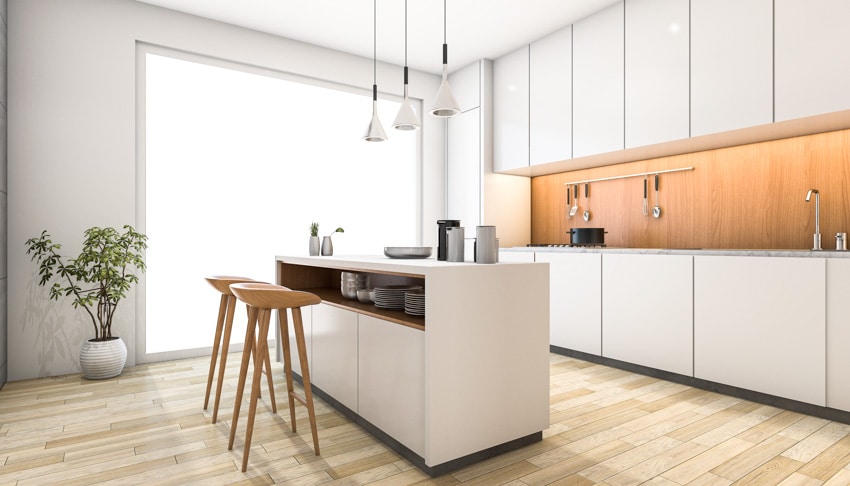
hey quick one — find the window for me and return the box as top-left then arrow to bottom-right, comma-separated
142,51 -> 418,357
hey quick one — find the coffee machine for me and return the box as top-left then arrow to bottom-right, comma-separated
437,220 -> 461,261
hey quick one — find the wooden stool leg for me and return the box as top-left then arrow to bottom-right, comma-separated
241,306 -> 272,472
293,307 -> 320,455
211,295 -> 238,424
204,294 -> 228,410
279,309 -> 298,432
228,306 -> 259,451
260,308 -> 277,413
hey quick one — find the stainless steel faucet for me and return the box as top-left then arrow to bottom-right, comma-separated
806,189 -> 821,250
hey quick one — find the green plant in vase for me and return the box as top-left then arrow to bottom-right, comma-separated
321,227 -> 344,256
309,222 -> 320,255
25,225 -> 147,379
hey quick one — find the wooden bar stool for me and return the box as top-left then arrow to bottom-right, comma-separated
204,276 -> 276,424
228,282 -> 322,472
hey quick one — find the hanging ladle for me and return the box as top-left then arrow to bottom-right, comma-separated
652,174 -> 662,218
583,183 -> 592,222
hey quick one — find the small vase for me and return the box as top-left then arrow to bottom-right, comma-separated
80,337 -> 127,380
321,236 -> 333,256
309,236 -> 320,256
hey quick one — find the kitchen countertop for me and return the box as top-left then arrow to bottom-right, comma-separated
502,246 -> 850,258
276,254 -> 530,275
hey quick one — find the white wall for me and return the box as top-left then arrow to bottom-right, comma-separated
0,0 -> 7,388
7,0 -> 444,380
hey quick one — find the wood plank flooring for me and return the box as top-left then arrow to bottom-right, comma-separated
2,353 -> 850,485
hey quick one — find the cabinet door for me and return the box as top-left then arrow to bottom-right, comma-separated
827,259 -> 850,411
694,256 -> 825,405
602,254 -> 693,375
530,25 -> 572,165
493,45 -> 529,171
775,0 -> 850,121
498,250 -> 535,263
311,304 -> 358,412
538,252 -> 602,355
625,0 -> 689,147
573,1 -> 624,158
691,0 -> 773,136
447,107 -> 481,229
358,315 -> 425,456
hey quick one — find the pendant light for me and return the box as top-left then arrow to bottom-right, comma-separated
363,0 -> 387,142
430,0 -> 461,117
392,0 -> 420,130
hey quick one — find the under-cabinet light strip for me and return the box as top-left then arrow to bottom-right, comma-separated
563,166 -> 694,186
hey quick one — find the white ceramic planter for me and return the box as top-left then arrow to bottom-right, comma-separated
80,337 -> 127,380
309,236 -> 320,256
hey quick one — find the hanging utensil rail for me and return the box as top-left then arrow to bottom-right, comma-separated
562,166 -> 694,186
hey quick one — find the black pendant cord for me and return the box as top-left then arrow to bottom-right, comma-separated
404,0 -> 408,68
403,0 -> 409,85
442,0 -> 448,65
372,0 -> 378,101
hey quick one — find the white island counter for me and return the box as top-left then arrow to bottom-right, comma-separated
274,255 -> 549,476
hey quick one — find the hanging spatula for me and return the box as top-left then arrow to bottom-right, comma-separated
568,184 -> 579,218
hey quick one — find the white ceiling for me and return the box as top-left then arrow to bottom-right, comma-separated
134,0 -> 621,75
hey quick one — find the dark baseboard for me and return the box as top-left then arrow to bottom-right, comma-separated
292,373 -> 541,477
550,345 -> 850,425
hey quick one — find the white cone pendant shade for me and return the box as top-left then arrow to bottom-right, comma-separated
393,68 -> 420,130
430,0 -> 461,118
364,89 -> 388,141
363,0 -> 386,142
394,1 -> 420,131
431,57 -> 461,117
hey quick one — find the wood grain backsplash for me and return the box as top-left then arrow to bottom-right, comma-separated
531,129 -> 850,249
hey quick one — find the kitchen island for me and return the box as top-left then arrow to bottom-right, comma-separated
502,246 -> 850,425
274,255 -> 549,476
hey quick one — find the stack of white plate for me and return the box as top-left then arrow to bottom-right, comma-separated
404,290 -> 425,316
373,284 -> 422,310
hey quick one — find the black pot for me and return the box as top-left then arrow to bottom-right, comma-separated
568,228 -> 607,246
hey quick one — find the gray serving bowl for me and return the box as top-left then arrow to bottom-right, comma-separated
383,246 -> 432,259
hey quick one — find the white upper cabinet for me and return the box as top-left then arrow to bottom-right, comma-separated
775,0 -> 850,121
625,0 -> 689,148
529,25 -> 572,165
494,45 -> 530,171
691,0 -> 773,136
573,1 -> 624,158
448,61 -> 481,112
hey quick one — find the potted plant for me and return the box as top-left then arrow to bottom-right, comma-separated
321,227 -> 344,256
309,222 -> 320,256
25,225 -> 148,379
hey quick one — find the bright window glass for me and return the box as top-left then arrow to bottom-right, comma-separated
145,53 -> 417,354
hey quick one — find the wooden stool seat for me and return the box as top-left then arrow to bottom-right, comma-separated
227,282 -> 322,472
204,276 -> 275,424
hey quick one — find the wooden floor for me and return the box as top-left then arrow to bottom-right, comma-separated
2,353 -> 850,486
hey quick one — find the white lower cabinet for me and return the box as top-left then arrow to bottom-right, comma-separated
694,256 -> 825,405
498,250 -> 535,263
311,304 -> 358,412
358,315 -> 425,456
827,259 -> 850,411
602,254 -> 693,376
537,252 -> 602,355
